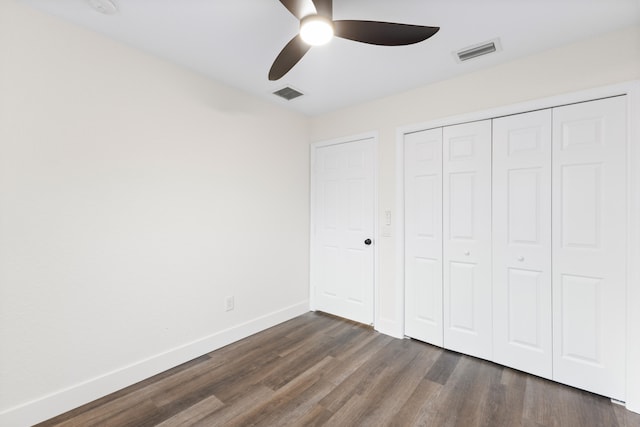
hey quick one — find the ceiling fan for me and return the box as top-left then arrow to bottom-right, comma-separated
269,0 -> 440,80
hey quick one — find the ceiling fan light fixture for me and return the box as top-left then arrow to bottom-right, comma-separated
300,15 -> 334,46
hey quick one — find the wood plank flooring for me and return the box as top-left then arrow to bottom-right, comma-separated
38,312 -> 640,427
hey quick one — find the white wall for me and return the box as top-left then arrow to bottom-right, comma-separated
0,1 -> 310,425
310,24 -> 640,337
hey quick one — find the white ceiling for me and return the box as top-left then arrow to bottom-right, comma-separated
19,0 -> 640,116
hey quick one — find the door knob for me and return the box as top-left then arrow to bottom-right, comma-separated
464,251 -> 470,256
517,256 -> 525,262
364,238 -> 372,245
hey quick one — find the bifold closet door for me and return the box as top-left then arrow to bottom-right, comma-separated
404,128 -> 443,346
443,120 -> 492,360
552,96 -> 627,400
492,109 -> 552,379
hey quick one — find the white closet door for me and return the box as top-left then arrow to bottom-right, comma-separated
552,96 -> 627,400
443,120 -> 492,360
404,128 -> 443,346
492,110 -> 552,379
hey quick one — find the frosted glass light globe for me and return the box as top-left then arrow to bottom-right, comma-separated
300,15 -> 334,46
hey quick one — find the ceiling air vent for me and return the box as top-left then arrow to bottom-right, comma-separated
455,38 -> 501,62
273,86 -> 304,101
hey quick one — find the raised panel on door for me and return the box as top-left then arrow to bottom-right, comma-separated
313,138 -> 375,324
404,128 -> 443,345
552,96 -> 627,400
443,120 -> 492,360
492,109 -> 552,379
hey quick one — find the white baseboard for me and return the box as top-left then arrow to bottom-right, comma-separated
0,301 -> 309,427
626,401 -> 640,415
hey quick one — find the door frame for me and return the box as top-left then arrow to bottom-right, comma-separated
395,80 -> 640,412
310,132 -> 379,327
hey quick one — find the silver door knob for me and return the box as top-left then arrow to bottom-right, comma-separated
464,251 -> 470,256
517,256 -> 525,262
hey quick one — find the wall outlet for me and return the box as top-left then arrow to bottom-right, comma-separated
225,296 -> 234,312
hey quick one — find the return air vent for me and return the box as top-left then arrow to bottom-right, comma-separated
455,38 -> 501,62
273,86 -> 304,101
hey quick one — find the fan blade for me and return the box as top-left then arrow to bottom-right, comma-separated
334,20 -> 440,46
278,0 -> 316,19
311,0 -> 332,18
269,35 -> 312,81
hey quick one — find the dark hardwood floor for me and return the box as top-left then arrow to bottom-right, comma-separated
38,312 -> 640,427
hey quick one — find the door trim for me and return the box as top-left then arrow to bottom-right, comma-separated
625,82 -> 640,413
310,132 -> 379,327
395,80 -> 640,413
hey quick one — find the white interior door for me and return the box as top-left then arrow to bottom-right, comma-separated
552,96 -> 627,400
312,137 -> 375,325
404,128 -> 443,346
492,109 -> 553,379
443,120 -> 492,360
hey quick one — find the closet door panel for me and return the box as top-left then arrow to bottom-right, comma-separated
552,96 -> 627,400
492,109 -> 552,379
404,129 -> 443,345
443,120 -> 492,360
